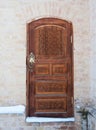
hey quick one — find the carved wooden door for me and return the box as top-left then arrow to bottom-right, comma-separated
26,18 -> 74,117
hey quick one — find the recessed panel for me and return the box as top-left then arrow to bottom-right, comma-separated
35,97 -> 67,112
35,64 -> 50,75
52,64 -> 67,75
35,81 -> 67,94
35,25 -> 67,58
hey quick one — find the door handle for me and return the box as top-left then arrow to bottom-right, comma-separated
27,52 -> 35,71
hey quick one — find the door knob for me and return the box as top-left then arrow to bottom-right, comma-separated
27,52 -> 35,71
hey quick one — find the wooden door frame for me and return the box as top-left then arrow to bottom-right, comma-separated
26,17 -> 74,117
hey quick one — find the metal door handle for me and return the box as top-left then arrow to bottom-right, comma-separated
28,52 -> 35,71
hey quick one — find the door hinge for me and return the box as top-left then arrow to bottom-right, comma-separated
71,35 -> 73,43
71,97 -> 74,104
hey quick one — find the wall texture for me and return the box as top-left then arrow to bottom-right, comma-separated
89,0 -> 96,106
0,0 -> 96,129
0,0 -> 91,106
0,114 -> 78,130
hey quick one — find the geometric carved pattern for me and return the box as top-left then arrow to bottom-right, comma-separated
36,25 -> 66,58
52,64 -> 67,75
35,81 -> 67,94
35,98 -> 67,112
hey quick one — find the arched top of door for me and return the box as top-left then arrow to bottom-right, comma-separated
27,17 -> 72,29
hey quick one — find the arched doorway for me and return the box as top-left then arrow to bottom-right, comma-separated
26,18 -> 74,117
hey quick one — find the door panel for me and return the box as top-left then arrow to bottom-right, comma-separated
35,25 -> 67,58
35,80 -> 67,95
52,64 -> 68,75
35,97 -> 67,113
26,18 -> 73,117
35,64 -> 50,75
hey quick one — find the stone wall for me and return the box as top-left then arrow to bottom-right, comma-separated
0,0 -> 91,106
0,105 -> 96,130
89,0 -> 96,106
0,0 -> 96,129
0,113 -> 80,130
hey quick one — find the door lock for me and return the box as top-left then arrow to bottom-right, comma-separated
27,52 -> 35,71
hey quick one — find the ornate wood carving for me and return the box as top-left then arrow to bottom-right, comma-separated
27,18 -> 73,117
35,81 -> 67,94
35,64 -> 50,75
35,25 -> 66,58
52,64 -> 67,75
36,98 -> 67,112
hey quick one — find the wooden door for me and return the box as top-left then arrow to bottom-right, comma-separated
26,18 -> 74,117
